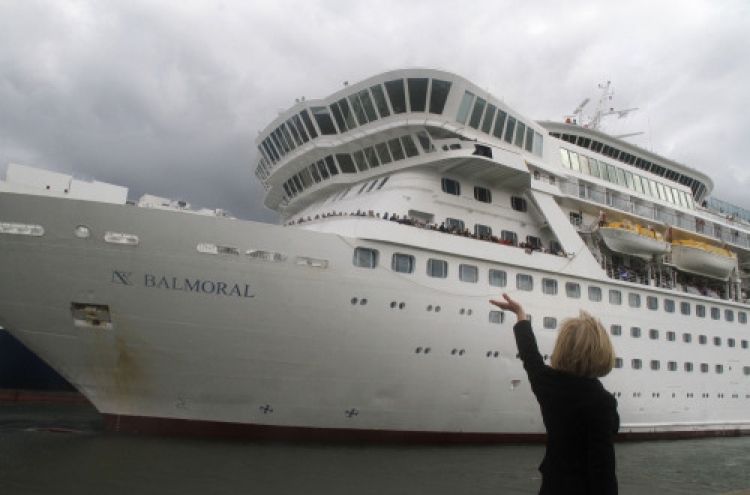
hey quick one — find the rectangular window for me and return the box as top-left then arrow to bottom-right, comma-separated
384,79 -> 407,114
358,89 -> 378,122
700,363 -> 709,373
650,360 -> 660,370
353,151 -> 368,172
456,91 -> 474,124
711,307 -> 720,320
609,290 -> 622,305
446,218 -> 465,232
336,154 -> 357,174
364,146 -> 380,168
543,317 -> 557,329
347,94 -> 367,126
667,331 -> 676,341
728,338 -> 736,347
588,286 -> 603,302
628,293 -> 641,308
468,97 -> 486,129
426,258 -> 448,278
442,178 -> 461,195
429,79 -> 452,114
631,327 -> 641,338
516,273 -> 533,291
713,336 -> 722,346
680,302 -> 691,315
482,104 -> 496,133
631,359 -> 642,370
311,106 -> 338,135
683,333 -> 692,343
353,247 -> 378,268
370,84 -> 391,118
649,329 -> 660,340
474,186 -> 492,203
699,335 -> 707,345
725,309 -> 735,322
668,361 -> 677,371
565,282 -> 581,299
475,224 -> 492,238
459,264 -> 479,283
511,196 -> 527,212
388,138 -> 405,161
407,78 -> 428,112
489,311 -> 504,324
401,135 -> 419,157
684,362 -> 694,372
560,149 -> 571,169
514,122 -> 526,148
696,304 -> 706,318
492,110 -> 507,139
500,230 -> 518,246
664,299 -> 675,313
391,253 -> 415,273
614,358 -> 623,368
647,296 -> 658,310
376,142 -> 392,164
739,312 -> 747,324
542,278 -> 558,295
489,269 -> 507,287
504,116 -> 516,143
610,325 -> 622,336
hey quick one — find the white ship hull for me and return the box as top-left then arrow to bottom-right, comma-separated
1,192 -> 748,441
3,68 -> 750,442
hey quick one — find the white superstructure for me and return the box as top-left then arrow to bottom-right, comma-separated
1,69 -> 749,441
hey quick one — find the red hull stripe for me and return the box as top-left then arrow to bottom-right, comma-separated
102,414 -> 748,443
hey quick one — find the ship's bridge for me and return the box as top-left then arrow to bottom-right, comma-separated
253,69 -> 548,214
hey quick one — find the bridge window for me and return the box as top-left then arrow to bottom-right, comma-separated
311,106 -> 337,135
370,84 -> 391,118
429,79 -> 452,114
407,78 -> 428,112
385,79 -> 407,114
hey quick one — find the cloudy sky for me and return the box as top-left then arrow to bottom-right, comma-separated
1,0 -> 748,223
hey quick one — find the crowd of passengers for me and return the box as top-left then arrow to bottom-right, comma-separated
285,210 -> 567,256
606,262 -> 730,299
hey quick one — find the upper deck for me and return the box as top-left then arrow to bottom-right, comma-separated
253,69 -> 547,213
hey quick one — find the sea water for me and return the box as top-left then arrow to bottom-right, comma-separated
0,402 -> 748,495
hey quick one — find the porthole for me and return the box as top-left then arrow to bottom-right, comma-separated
360,298 -> 367,305
399,302 -> 406,309
390,301 -> 397,309
427,305 -> 433,312
74,225 -> 91,238
351,298 -> 358,305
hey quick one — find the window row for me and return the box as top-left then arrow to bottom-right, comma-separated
622,292 -> 746,323
259,77 -> 452,172
609,325 -> 749,349
615,359 -> 750,375
560,148 -> 695,210
456,90 -> 543,157
353,247 -> 749,325
552,132 -> 709,201
281,131 -> 430,199
441,177 -> 528,212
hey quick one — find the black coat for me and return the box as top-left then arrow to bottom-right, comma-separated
513,320 -> 619,495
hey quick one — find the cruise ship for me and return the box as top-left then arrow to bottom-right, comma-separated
1,69 -> 749,442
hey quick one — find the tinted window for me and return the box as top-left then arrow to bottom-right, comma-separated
311,107 -> 337,135
353,247 -> 378,268
384,80 -> 407,114
407,78 -> 428,112
427,259 -> 448,278
391,253 -> 415,273
429,79 -> 452,114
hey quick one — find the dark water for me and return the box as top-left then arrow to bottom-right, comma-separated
1,402 -> 748,495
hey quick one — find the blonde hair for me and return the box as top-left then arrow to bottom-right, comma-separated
550,310 -> 615,378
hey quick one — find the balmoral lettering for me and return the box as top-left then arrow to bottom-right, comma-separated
143,274 -> 254,298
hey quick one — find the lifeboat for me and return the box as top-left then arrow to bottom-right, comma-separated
670,240 -> 737,280
598,221 -> 669,258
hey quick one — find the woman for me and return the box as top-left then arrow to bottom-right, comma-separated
490,293 -> 619,495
